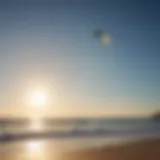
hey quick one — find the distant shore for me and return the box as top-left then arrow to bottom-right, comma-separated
62,138 -> 160,160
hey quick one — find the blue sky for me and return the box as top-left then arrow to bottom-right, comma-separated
0,0 -> 160,117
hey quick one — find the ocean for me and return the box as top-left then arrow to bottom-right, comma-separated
1,118 -> 160,160
1,118 -> 160,141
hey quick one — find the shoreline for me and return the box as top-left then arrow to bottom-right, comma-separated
1,137 -> 160,160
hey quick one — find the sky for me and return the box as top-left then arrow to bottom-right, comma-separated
0,0 -> 160,117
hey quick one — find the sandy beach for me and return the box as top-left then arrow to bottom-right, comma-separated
62,138 -> 160,160
1,137 -> 160,160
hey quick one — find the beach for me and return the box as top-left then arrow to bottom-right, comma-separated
1,118 -> 160,160
63,138 -> 160,160
1,137 -> 159,160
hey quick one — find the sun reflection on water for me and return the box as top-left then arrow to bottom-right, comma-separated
27,141 -> 43,154
25,140 -> 47,159
28,118 -> 43,132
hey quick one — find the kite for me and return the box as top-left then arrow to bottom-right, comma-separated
94,29 -> 112,45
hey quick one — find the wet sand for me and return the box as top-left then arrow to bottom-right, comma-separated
1,138 -> 160,160
62,138 -> 160,160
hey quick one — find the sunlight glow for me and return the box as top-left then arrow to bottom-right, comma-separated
26,140 -> 46,158
29,90 -> 46,107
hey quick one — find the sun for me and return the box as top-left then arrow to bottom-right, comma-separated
29,90 -> 46,107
